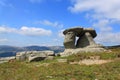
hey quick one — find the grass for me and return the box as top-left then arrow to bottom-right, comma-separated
0,48 -> 120,80
66,50 -> 120,62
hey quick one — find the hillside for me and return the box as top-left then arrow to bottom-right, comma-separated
0,45 -> 64,57
106,45 -> 120,49
0,48 -> 120,80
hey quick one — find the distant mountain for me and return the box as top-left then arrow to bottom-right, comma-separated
106,45 -> 120,49
0,45 -> 64,57
0,45 -> 24,52
48,46 -> 65,53
23,46 -> 50,51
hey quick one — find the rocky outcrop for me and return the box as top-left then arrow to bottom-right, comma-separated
60,27 -> 106,57
16,51 -> 54,62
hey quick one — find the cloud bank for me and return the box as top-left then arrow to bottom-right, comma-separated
69,0 -> 120,45
0,25 -> 52,36
69,0 -> 120,20
0,38 -> 8,42
36,20 -> 63,28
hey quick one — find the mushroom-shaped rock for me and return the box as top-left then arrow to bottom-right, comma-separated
60,27 -> 106,57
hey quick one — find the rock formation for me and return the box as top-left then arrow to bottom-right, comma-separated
16,51 -> 54,62
60,27 -> 105,56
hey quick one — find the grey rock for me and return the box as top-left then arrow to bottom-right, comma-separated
76,32 -> 96,48
16,51 -> 54,62
60,48 -> 106,57
16,52 -> 26,61
64,31 -> 76,49
28,53 -> 46,62
63,27 -> 83,36
83,28 -> 97,38
61,27 -> 106,57
63,27 -> 98,49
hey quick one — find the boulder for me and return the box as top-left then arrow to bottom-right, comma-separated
64,31 -> 76,49
16,51 -> 54,62
28,53 -> 46,62
60,27 -> 106,57
16,52 -> 26,61
76,32 -> 96,48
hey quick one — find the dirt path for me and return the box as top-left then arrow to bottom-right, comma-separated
79,59 -> 112,65
70,59 -> 112,65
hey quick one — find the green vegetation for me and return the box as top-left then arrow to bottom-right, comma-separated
0,48 -> 120,80
66,49 -> 120,62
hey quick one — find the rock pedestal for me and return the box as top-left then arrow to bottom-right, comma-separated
76,32 -> 96,48
60,27 -> 106,57
64,31 -> 76,49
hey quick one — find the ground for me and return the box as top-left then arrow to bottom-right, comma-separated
0,48 -> 120,80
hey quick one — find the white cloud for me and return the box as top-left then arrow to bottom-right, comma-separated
0,26 -> 16,33
69,0 -> 120,20
0,25 -> 52,36
19,26 -> 52,36
93,19 -> 113,32
36,20 -> 63,28
0,38 -> 8,42
95,32 -> 120,45
58,29 -> 64,38
93,19 -> 120,45
69,0 -> 120,45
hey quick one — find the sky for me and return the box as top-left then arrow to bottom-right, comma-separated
0,0 -> 120,47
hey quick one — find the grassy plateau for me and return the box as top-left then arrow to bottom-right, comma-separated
0,48 -> 120,80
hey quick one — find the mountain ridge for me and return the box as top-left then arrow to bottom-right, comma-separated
0,45 -> 64,57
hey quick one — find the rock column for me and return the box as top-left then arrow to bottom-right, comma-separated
76,32 -> 96,48
64,31 -> 76,49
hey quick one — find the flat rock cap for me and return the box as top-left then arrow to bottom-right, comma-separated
83,28 -> 97,38
63,27 -> 83,36
63,27 -> 97,38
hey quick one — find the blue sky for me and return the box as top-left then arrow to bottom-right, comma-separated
0,0 -> 120,47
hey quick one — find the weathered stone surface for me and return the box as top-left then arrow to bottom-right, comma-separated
60,27 -> 106,57
83,28 -> 97,38
63,27 -> 98,49
28,53 -> 46,62
63,27 -> 83,36
16,52 -> 26,61
76,32 -> 96,48
60,48 -> 106,57
16,51 -> 54,62
64,31 -> 76,49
